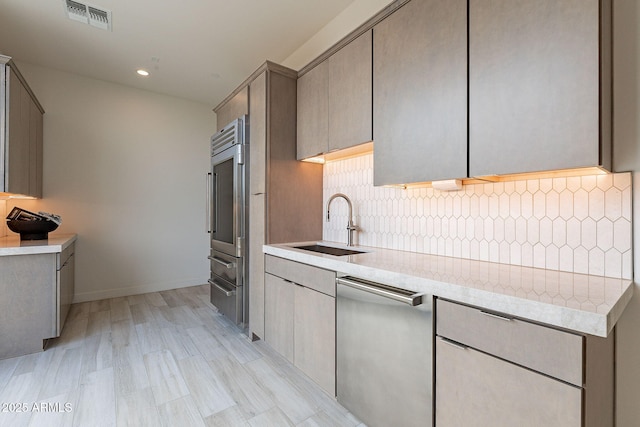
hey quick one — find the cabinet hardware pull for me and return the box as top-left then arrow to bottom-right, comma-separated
480,310 -> 513,322
439,337 -> 468,350
208,256 -> 234,269
208,279 -> 236,297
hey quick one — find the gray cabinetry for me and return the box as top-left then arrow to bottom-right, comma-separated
294,285 -> 335,394
0,240 -> 75,360
264,255 -> 336,395
1,54 -> 44,197
373,0 -> 467,185
436,338 -> 581,427
468,0 -> 611,176
214,86 -> 248,132
246,63 -> 323,340
297,30 -> 372,160
296,60 -> 328,160
328,30 -> 372,152
435,299 -> 614,427
264,271 -> 294,362
57,242 -> 75,335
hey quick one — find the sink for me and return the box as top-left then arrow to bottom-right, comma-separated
294,244 -> 365,256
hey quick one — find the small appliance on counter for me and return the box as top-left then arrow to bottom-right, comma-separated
6,207 -> 62,240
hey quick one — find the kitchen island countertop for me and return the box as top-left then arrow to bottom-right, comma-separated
265,241 -> 633,337
0,233 -> 77,256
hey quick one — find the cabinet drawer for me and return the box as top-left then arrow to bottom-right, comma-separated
265,255 -> 335,297
436,299 -> 583,386
57,242 -> 75,269
436,337 -> 581,427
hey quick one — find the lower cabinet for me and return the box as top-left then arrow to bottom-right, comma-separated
435,299 -> 614,427
264,272 -> 294,362
436,339 -> 581,427
294,285 -> 335,394
264,255 -> 336,395
57,242 -> 75,335
0,241 -> 75,360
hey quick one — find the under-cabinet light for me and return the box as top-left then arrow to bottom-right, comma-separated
432,179 -> 463,191
301,156 -> 325,164
299,141 -> 374,164
0,193 -> 38,200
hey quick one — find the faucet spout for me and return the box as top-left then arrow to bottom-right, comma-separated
326,193 -> 357,246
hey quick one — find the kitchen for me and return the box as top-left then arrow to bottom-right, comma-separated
1,0 -> 639,426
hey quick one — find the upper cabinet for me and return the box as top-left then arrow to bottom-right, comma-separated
373,0 -> 467,186
297,61 -> 329,160
214,86 -> 248,132
468,0 -> 611,177
296,0 -> 612,184
328,30 -> 372,152
1,55 -> 44,198
297,31 -> 373,160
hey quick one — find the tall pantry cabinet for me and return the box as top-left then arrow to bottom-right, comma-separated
247,62 -> 323,339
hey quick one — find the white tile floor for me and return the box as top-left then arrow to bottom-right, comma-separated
0,285 -> 363,427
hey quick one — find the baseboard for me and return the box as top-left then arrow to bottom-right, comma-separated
72,277 -> 208,303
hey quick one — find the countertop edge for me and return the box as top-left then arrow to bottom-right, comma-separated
263,243 -> 633,338
0,234 -> 77,255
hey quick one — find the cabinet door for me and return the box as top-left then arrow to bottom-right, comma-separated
57,248 -> 75,336
249,193 -> 266,339
7,72 -> 30,195
294,286 -> 336,396
469,0 -> 603,176
216,86 -> 248,131
264,273 -> 294,362
0,253 -> 56,359
296,60 -> 328,160
328,30 -> 372,151
436,338 -> 581,427
249,72 -> 267,195
373,0 -> 467,185
29,96 -> 43,198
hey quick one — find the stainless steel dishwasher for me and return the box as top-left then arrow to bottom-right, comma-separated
336,276 -> 433,427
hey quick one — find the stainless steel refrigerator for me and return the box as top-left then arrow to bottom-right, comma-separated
207,116 -> 248,327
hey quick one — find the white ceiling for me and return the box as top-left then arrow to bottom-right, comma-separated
0,0 -> 356,106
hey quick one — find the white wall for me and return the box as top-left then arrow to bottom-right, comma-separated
282,0 -> 394,70
612,0 -> 640,425
4,63 -> 216,302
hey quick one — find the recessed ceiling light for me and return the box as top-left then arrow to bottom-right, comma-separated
136,69 -> 150,76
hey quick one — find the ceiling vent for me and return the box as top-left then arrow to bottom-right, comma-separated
64,0 -> 112,31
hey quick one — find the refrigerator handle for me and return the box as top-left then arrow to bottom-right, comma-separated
206,172 -> 212,233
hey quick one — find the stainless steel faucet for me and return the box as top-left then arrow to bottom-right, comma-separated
326,193 -> 357,246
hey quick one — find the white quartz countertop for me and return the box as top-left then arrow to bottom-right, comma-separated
0,233 -> 77,255
264,241 -> 633,337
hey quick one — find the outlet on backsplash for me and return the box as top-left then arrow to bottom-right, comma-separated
324,153 -> 632,280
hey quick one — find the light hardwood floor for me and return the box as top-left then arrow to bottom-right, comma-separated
0,285 -> 363,427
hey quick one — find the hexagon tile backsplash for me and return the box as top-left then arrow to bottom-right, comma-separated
323,154 -> 632,280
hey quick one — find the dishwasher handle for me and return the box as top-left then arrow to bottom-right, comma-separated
336,276 -> 423,306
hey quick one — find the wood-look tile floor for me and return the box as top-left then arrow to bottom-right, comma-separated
0,285 -> 364,427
